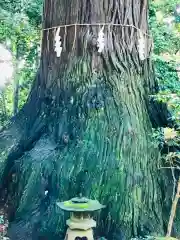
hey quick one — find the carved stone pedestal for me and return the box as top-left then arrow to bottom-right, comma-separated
65,214 -> 96,240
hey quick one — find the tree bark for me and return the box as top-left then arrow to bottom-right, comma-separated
0,0 -> 172,239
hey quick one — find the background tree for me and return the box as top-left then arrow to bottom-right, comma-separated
0,0 -> 41,126
149,1 -> 180,236
0,0 -> 179,239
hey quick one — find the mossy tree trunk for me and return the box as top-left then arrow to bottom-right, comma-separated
0,0 -> 168,239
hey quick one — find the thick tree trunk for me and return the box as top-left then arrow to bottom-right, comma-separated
0,0 -> 172,239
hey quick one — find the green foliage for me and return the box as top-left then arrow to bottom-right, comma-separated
149,0 -> 180,125
0,0 -> 42,26
153,59 -> 179,91
0,0 -> 42,127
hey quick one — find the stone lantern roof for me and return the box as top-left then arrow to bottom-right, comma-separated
57,197 -> 105,212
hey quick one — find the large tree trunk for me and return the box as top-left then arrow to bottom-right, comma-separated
0,0 -> 172,239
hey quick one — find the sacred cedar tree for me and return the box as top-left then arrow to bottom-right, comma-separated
0,0 -> 178,239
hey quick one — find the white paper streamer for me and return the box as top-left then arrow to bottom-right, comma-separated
138,30 -> 146,60
97,27 -> 105,53
54,27 -> 62,57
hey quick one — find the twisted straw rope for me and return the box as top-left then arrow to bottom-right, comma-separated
43,23 -> 151,37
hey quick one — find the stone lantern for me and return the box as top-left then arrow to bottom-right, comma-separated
57,196 -> 105,240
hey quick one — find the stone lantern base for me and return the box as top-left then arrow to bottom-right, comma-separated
65,215 -> 96,240
65,228 -> 94,240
